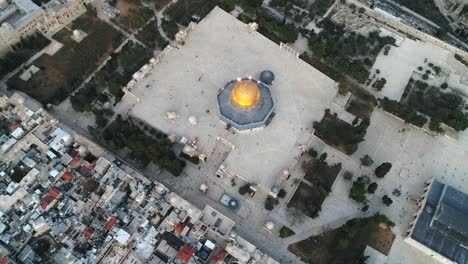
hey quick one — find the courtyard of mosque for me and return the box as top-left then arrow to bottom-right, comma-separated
112,6 -> 468,264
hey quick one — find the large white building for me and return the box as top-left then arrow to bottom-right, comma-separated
0,0 -> 87,55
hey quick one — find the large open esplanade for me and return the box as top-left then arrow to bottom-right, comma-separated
123,7 -> 337,189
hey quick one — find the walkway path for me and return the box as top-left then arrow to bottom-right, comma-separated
155,0 -> 179,45
283,211 -> 369,244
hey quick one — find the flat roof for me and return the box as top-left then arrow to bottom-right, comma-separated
125,7 -> 337,188
410,180 -> 468,263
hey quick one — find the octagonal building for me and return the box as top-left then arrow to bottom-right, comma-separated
217,77 -> 275,131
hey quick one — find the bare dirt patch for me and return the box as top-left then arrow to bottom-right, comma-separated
288,215 -> 395,264
288,159 -> 341,218
112,0 -> 153,32
346,96 -> 374,119
313,111 -> 370,155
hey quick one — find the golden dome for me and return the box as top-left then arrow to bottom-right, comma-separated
231,80 -> 261,108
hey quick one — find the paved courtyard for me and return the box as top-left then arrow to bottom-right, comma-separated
352,109 -> 468,264
121,7 -> 337,191
370,29 -> 468,101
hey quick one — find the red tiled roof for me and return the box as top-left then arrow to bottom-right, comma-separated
178,244 -> 197,264
82,165 -> 93,172
174,223 -> 184,234
41,187 -> 61,209
84,228 -> 94,239
49,187 -> 61,198
69,156 -> 81,168
10,123 -> 20,131
63,172 -> 74,181
105,217 -> 117,231
0,256 -> 8,264
212,249 -> 227,261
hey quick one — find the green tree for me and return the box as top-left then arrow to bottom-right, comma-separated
349,181 -> 366,203
279,226 -> 295,238
382,195 -> 393,206
375,162 -> 392,178
343,171 -> 353,180
429,118 -> 443,133
360,154 -> 373,167
265,197 -> 279,210
108,83 -> 122,97
436,27 -> 448,38
319,152 -> 328,161
338,83 -> 349,95
367,182 -> 378,193
239,183 -> 252,195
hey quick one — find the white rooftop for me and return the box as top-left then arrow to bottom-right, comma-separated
115,228 -> 131,245
125,7 -> 337,189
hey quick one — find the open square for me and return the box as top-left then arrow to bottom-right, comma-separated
123,7 -> 337,190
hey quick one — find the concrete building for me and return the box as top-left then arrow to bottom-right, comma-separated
405,179 -> 468,264
0,0 -> 87,55
0,0 -> 44,53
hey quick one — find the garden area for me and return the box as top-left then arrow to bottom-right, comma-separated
381,78 -> 468,131
308,19 -> 396,83
111,0 -> 154,32
405,81 -> 468,131
88,115 -> 186,176
31,235 -> 58,262
7,10 -> 123,104
161,19 -> 179,40
255,8 -> 299,44
136,19 -> 168,49
288,214 -> 395,264
147,0 -> 171,10
309,0 -> 334,17
0,34 -> 51,78
288,158 -> 341,218
313,111 -> 370,155
379,97 -> 427,127
71,41 -> 152,113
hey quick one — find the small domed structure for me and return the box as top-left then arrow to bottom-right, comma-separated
164,111 -> 179,121
271,186 -> 279,194
230,231 -> 237,238
231,80 -> 261,108
199,184 -> 208,192
264,221 -> 275,230
260,70 -> 275,85
73,29 -> 81,38
188,116 -> 198,127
